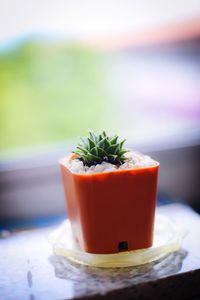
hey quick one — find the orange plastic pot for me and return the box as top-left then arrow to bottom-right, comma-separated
60,157 -> 159,254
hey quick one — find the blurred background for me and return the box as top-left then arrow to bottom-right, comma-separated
0,0 -> 200,226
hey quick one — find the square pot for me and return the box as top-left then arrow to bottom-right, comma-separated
60,158 -> 159,254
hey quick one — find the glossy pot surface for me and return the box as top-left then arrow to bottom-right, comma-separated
60,158 -> 159,254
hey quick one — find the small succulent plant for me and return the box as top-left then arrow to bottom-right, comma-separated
74,131 -> 129,167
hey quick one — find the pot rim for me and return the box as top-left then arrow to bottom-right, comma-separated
59,155 -> 160,177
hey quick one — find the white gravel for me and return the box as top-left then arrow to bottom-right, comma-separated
61,151 -> 158,174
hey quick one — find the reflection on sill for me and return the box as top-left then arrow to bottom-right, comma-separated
50,250 -> 187,297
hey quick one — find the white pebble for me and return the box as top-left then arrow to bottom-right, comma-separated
62,151 -> 158,174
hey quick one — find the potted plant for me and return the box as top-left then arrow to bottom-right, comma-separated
59,131 -> 159,254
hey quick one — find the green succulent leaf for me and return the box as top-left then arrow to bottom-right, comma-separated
74,131 -> 129,166
104,138 -> 111,149
73,150 -> 83,156
90,147 -> 98,156
80,137 -> 88,149
87,153 -> 101,162
81,154 -> 90,161
98,137 -> 107,148
119,139 -> 126,150
118,149 -> 129,156
102,131 -> 107,137
88,137 -> 96,149
76,146 -> 88,155
106,144 -> 119,154
110,135 -> 118,145
98,134 -> 103,141
96,146 -> 107,157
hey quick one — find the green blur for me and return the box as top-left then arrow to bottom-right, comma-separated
0,40 -> 107,150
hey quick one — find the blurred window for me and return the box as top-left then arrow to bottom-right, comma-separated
0,0 -> 200,220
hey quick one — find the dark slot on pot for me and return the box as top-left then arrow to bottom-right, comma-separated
118,241 -> 128,251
